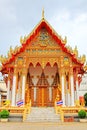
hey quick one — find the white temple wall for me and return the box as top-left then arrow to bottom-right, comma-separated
78,74 -> 87,97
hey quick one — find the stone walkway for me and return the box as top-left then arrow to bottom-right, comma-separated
0,122 -> 87,130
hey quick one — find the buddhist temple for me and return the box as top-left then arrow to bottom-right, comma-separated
0,11 -> 86,107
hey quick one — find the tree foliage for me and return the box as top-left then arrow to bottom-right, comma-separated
84,93 -> 87,106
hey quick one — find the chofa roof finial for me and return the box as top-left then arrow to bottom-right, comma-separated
42,8 -> 45,19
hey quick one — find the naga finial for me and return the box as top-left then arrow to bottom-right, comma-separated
63,36 -> 67,44
73,46 -> 78,57
81,55 -> 86,63
20,36 -> 23,44
0,55 -> 7,64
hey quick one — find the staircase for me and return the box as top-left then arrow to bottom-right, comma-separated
25,107 -> 61,122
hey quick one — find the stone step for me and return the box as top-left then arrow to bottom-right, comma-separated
25,107 -> 61,122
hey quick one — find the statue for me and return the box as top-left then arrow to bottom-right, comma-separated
3,100 -> 11,107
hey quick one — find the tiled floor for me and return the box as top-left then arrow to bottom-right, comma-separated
0,122 -> 87,130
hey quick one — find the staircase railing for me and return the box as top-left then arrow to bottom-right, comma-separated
0,100 -> 31,122
23,100 -> 31,122
55,100 -> 87,122
54,101 -> 64,122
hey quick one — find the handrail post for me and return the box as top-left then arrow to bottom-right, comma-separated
60,110 -> 64,122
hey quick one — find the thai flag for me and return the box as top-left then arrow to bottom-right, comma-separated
16,100 -> 24,107
56,100 -> 63,106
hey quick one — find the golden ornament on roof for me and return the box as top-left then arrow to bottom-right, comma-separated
13,46 -> 18,54
81,55 -> 86,63
84,62 -> 87,71
20,36 -> 24,44
8,51 -> 11,57
0,55 -> 4,64
67,45 -> 73,53
73,46 -> 78,57
63,36 -> 67,44
23,35 -> 27,43
0,55 -> 7,64
10,46 -> 13,54
0,55 -> 3,62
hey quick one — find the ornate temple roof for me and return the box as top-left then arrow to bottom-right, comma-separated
0,10 -> 86,73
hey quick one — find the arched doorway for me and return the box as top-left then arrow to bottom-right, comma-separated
26,62 -> 61,107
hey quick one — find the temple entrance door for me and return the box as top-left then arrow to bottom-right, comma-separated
37,87 -> 48,107
36,71 -> 49,107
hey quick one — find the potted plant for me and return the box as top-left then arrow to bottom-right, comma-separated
78,110 -> 87,122
84,93 -> 87,106
0,110 -> 9,122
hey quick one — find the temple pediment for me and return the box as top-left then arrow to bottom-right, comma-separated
0,15 -> 85,74
28,28 -> 59,48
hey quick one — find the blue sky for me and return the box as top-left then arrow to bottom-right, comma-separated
0,0 -> 87,58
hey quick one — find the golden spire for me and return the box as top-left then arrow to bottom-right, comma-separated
42,8 -> 44,19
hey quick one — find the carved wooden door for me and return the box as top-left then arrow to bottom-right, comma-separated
38,87 -> 48,107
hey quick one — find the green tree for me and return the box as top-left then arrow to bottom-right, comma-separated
84,93 -> 87,106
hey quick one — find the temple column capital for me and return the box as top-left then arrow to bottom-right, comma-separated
60,56 -> 64,68
22,66 -> 28,76
14,65 -> 18,75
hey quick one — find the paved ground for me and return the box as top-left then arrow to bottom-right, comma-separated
0,122 -> 87,130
